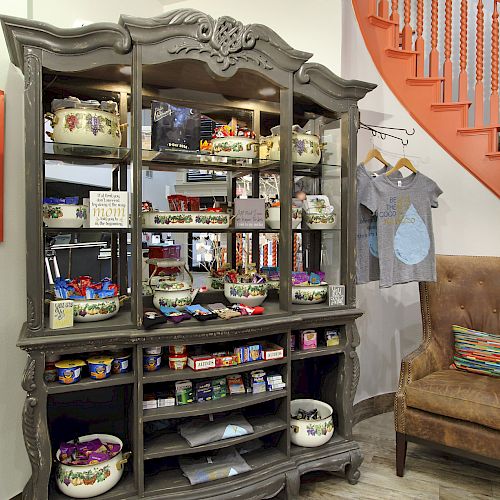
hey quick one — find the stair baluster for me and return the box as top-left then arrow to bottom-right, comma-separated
490,1 -> 499,125
443,0 -> 453,102
415,0 -> 425,77
379,0 -> 390,18
429,0 -> 439,77
391,0 -> 399,23
475,0 -> 485,127
402,0 -> 412,50
459,0 -> 469,102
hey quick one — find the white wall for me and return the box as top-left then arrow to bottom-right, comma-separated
342,3 -> 500,404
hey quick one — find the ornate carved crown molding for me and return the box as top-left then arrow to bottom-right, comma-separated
119,9 -> 312,74
0,15 -> 131,72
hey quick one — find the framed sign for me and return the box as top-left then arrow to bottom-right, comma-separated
234,198 -> 265,229
329,285 -> 345,306
0,90 -> 4,242
89,191 -> 129,228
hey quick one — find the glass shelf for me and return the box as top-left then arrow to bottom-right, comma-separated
44,142 -> 131,165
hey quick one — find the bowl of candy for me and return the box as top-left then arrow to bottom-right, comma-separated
211,124 -> 258,159
43,197 -> 87,228
290,399 -> 334,447
55,434 -> 131,498
291,272 -> 328,304
223,268 -> 268,306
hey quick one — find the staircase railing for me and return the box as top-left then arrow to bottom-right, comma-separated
370,0 -> 500,128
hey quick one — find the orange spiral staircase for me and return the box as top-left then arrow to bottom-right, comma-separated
353,0 -> 500,198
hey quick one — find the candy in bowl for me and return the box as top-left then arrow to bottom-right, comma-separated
43,198 -> 87,228
290,399 -> 334,447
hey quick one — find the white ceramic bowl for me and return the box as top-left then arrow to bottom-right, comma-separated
304,212 -> 336,230
152,281 -> 197,309
267,131 -> 321,165
46,108 -> 121,147
211,136 -> 258,159
290,399 -> 334,448
265,206 -> 302,230
55,433 -> 130,498
43,204 -> 87,228
224,282 -> 268,306
143,211 -> 229,229
292,284 -> 328,304
207,276 -> 225,291
73,297 -> 120,322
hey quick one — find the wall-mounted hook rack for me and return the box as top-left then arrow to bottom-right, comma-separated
359,122 -> 411,146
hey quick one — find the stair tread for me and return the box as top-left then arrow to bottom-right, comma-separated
458,126 -> 499,133
368,15 -> 399,27
431,101 -> 472,108
407,77 -> 445,82
386,48 -> 418,56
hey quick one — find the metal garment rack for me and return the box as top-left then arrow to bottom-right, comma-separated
360,122 -> 415,146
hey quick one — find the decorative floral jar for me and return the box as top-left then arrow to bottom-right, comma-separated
267,125 -> 322,165
55,434 -> 130,498
290,399 -> 334,447
211,136 -> 259,159
45,97 -> 122,148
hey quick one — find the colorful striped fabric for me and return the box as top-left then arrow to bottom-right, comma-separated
453,325 -> 500,377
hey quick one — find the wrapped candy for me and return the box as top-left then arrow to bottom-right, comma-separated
58,438 -> 121,466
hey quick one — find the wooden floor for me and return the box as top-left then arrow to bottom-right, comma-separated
299,412 -> 500,499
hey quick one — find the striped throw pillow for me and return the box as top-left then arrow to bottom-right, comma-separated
452,325 -> 500,377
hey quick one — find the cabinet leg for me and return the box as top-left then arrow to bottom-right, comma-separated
396,432 -> 407,477
285,469 -> 300,499
345,448 -> 363,485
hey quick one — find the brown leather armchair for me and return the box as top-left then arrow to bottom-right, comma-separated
395,255 -> 500,476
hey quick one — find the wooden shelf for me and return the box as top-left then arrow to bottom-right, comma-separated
290,434 -> 348,457
144,447 -> 288,496
44,142 -> 130,165
44,227 -> 130,234
46,372 -> 135,394
144,415 -> 286,460
143,358 -> 286,384
291,344 -> 344,360
143,390 -> 287,422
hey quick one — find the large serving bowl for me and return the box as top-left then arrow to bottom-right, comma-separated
224,282 -> 268,306
45,107 -> 121,148
292,283 -> 328,304
304,212 -> 336,230
55,433 -> 130,498
267,130 -> 321,165
152,281 -> 197,309
211,136 -> 258,159
73,297 -> 120,323
43,204 -> 87,228
265,206 -> 302,230
143,211 -> 229,230
207,276 -> 225,291
290,399 -> 334,448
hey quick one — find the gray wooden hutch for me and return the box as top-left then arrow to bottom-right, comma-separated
2,9 -> 375,500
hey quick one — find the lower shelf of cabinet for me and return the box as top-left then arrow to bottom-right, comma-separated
144,447 -> 288,496
49,471 -> 135,500
143,389 -> 287,422
144,414 -> 287,460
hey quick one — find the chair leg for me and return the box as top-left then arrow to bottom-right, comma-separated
396,432 -> 407,477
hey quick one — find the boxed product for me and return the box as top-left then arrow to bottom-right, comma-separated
143,393 -> 158,410
234,344 -> 262,364
300,330 -> 317,350
195,380 -> 213,403
213,352 -> 238,368
187,355 -> 216,371
260,342 -> 284,361
266,373 -> 285,392
325,329 -> 340,347
227,374 -> 246,395
212,377 -> 228,400
243,370 -> 267,394
175,380 -> 193,405
156,391 -> 175,408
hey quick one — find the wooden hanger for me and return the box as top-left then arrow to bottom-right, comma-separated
363,148 -> 391,168
385,156 -> 417,177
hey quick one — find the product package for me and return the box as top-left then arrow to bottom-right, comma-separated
185,305 -> 218,321
266,373 -> 285,391
260,342 -> 284,360
195,380 -> 213,402
325,329 -> 340,347
212,377 -> 228,399
243,370 -> 267,394
227,374 -> 246,395
212,352 -> 238,367
207,303 -> 242,320
300,330 -> 318,350
187,355 -> 216,371
175,380 -> 193,405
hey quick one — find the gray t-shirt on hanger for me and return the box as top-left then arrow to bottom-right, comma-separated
359,171 -> 443,288
356,163 -> 401,284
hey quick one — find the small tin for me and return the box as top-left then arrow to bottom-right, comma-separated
143,354 -> 162,372
168,355 -> 187,370
87,356 -> 113,380
145,346 -> 162,355
55,360 -> 85,385
112,354 -> 131,374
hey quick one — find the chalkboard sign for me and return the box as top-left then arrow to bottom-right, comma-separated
235,199 -> 265,229
89,191 -> 128,228
329,285 -> 345,306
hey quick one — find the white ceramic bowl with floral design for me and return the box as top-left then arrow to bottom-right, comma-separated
267,131 -> 321,165
290,399 -> 334,447
46,108 -> 121,147
224,282 -> 268,306
292,283 -> 328,304
143,211 -> 229,230
304,212 -> 336,230
73,297 -> 120,322
265,206 -> 302,230
152,281 -> 198,309
43,204 -> 88,228
56,433 -> 130,498
211,136 -> 258,159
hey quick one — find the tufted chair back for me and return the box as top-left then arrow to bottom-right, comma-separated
419,255 -> 500,370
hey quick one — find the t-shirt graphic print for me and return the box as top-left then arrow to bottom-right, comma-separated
360,171 -> 442,288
